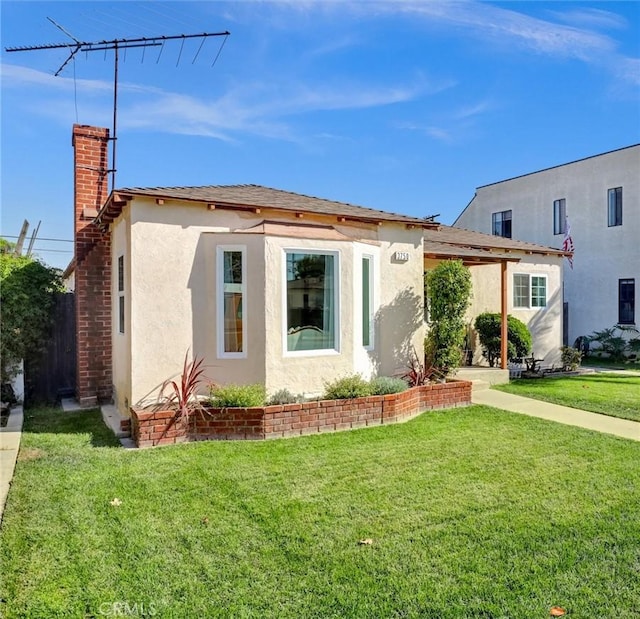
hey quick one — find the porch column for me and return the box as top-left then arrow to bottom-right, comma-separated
501,260 -> 508,370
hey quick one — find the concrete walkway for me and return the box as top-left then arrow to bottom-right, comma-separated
0,405 -> 23,526
472,389 -> 640,442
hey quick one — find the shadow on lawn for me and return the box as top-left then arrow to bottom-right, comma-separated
22,406 -> 122,448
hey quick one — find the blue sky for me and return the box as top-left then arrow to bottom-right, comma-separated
2,0 -> 639,270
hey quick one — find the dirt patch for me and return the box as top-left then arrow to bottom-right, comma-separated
17,448 -> 46,462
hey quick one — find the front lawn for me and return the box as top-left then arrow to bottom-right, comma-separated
581,356 -> 640,371
494,372 -> 640,422
1,406 -> 639,618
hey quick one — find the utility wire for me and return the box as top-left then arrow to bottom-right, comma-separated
2,235 -> 73,242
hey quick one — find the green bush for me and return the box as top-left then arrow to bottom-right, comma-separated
267,388 -> 301,405
474,313 -> 532,367
369,376 -> 409,395
587,325 -> 640,361
323,374 -> 372,400
0,253 -> 63,382
560,346 -> 582,371
425,260 -> 472,375
209,383 -> 266,408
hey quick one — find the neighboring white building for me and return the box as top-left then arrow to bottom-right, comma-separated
454,145 -> 639,346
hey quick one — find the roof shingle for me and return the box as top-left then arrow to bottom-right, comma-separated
108,183 -> 436,227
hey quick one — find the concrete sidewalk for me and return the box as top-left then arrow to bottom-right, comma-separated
472,389 -> 640,442
0,405 -> 23,525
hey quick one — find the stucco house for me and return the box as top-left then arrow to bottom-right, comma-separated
423,226 -> 568,368
72,125 -> 431,415
454,145 -> 639,346
71,124 -> 569,420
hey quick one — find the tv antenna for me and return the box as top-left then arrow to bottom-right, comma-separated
6,18 -> 230,192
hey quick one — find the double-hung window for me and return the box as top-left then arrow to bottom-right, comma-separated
118,255 -> 125,334
513,274 -> 547,309
285,251 -> 338,353
217,246 -> 246,358
492,210 -> 512,238
619,279 -> 635,325
608,187 -> 622,227
553,199 -> 566,235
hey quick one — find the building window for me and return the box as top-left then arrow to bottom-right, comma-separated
285,251 -> 338,352
608,187 -> 622,227
492,210 -> 512,238
217,246 -> 246,358
513,274 -> 547,309
118,255 -> 125,334
619,279 -> 635,325
553,199 -> 566,235
362,255 -> 373,348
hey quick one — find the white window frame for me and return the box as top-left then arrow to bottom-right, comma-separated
513,273 -> 547,309
361,254 -> 374,350
216,245 -> 247,359
282,248 -> 340,357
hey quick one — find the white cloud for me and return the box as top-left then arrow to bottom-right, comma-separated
548,8 -> 627,31
1,62 -> 437,141
1,63 -> 112,94
360,0 -> 638,84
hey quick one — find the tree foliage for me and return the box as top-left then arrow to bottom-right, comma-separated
474,312 -> 532,367
0,253 -> 63,381
425,260 -> 472,374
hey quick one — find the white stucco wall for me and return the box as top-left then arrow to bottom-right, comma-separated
455,145 -> 639,344
113,198 -> 425,413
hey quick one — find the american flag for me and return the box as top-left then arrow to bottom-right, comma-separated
562,216 -> 574,269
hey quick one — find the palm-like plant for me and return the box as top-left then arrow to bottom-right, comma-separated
158,351 -> 210,421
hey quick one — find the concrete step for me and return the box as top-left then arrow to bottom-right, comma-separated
471,379 -> 491,392
101,404 -> 131,439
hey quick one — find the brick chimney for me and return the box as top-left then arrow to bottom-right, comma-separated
72,124 -> 112,407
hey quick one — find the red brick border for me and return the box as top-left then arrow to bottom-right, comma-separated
131,380 -> 472,448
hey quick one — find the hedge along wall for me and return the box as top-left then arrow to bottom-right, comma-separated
131,380 -> 472,448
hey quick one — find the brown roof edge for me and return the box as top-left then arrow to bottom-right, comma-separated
105,185 -> 439,228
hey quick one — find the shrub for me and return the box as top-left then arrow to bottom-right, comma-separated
474,313 -> 532,367
323,374 -> 372,400
586,325 -> 639,361
0,253 -> 63,382
267,388 -> 301,405
560,346 -> 582,371
209,383 -> 266,408
369,376 -> 408,395
425,260 -> 472,374
156,351 -> 208,421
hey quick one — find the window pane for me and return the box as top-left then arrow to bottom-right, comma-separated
553,199 -> 566,235
619,279 -> 635,324
531,276 -> 547,307
287,253 -> 336,351
118,255 -> 124,292
513,274 -> 529,308
362,257 -> 371,347
119,296 -> 125,334
608,187 -> 622,226
223,251 -> 243,353
492,210 -> 512,238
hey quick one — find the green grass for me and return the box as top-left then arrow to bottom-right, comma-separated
1,405 -> 639,618
581,355 -> 640,371
494,372 -> 640,422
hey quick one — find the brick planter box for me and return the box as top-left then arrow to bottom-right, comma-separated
131,380 -> 472,448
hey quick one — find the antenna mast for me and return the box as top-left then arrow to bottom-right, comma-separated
6,25 -> 230,192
